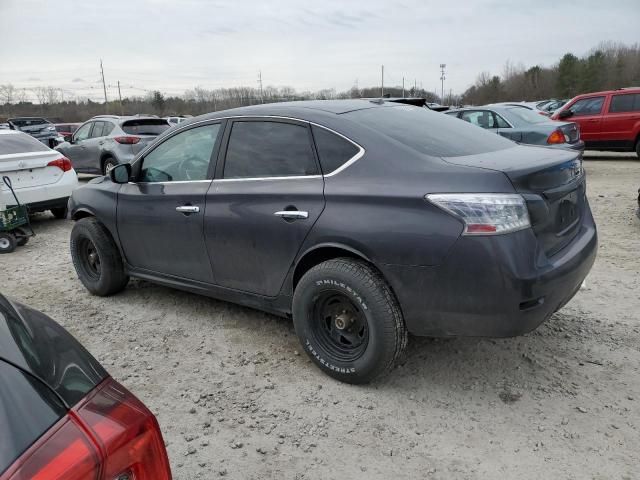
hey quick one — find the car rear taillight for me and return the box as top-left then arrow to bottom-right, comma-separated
47,157 -> 73,172
546,129 -> 567,144
114,136 -> 140,144
426,193 -> 531,235
0,378 -> 171,480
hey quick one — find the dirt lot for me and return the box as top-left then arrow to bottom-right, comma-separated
1,153 -> 638,479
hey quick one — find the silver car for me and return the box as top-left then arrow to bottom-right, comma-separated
7,117 -> 62,147
56,115 -> 170,175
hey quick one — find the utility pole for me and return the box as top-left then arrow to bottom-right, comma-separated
258,70 -> 264,104
439,63 -> 446,104
100,59 -> 108,113
117,81 -> 123,115
381,65 -> 384,98
402,77 -> 405,97
414,79 -> 417,95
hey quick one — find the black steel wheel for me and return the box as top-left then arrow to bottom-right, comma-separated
70,217 -> 129,296
310,291 -> 369,362
293,258 -> 407,384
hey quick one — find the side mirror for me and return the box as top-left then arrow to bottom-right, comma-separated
109,163 -> 132,184
64,134 -> 73,143
558,109 -> 573,119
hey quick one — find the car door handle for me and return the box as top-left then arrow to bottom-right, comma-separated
274,210 -> 308,219
176,205 -> 200,214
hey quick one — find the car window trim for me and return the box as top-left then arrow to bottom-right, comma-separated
131,120 -> 225,184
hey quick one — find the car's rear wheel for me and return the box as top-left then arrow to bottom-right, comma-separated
0,233 -> 17,254
635,138 -> 640,159
50,207 -> 67,219
102,157 -> 118,176
70,217 -> 129,296
292,258 -> 407,384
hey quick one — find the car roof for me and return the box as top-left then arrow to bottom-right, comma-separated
572,87 -> 640,98
8,117 -> 48,121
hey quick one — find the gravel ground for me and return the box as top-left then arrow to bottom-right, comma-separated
1,153 -> 639,479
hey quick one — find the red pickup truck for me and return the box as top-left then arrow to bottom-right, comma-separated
552,88 -> 640,158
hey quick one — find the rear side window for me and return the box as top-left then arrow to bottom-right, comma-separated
570,96 -> 604,116
609,93 -> 640,113
311,125 -> 359,174
121,119 -> 170,135
224,121 -> 318,178
348,105 -> 513,157
0,133 -> 50,155
0,360 -> 66,475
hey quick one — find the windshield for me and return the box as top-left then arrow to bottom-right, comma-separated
346,105 -> 513,157
504,107 -> 548,124
9,118 -> 50,128
0,133 -> 50,155
121,119 -> 170,135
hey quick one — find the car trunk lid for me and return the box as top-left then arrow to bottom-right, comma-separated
443,145 -> 586,256
0,150 -> 66,193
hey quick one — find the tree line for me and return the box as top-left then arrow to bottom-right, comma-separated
461,42 -> 640,105
1,41 -> 638,122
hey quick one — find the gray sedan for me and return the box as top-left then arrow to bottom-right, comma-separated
446,105 -> 584,151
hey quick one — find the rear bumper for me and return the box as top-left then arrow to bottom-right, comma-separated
380,202 -> 598,337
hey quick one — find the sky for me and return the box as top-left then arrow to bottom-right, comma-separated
0,0 -> 638,102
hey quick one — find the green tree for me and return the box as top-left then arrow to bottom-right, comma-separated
151,90 -> 165,115
557,53 -> 581,97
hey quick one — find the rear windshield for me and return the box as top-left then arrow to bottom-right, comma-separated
0,360 -> 66,475
121,119 -> 170,135
0,133 -> 50,155
9,118 -> 49,128
504,106 -> 548,125
346,105 -> 513,157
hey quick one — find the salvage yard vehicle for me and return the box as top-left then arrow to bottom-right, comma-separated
7,117 -> 61,148
446,105 -> 584,150
55,115 -> 170,175
0,294 -> 172,480
552,87 -> 640,158
68,100 -> 598,384
0,130 -> 78,219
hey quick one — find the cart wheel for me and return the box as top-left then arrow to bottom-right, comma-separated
14,227 -> 29,247
0,233 -> 17,254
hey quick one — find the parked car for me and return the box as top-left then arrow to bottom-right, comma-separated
0,293 -> 172,480
552,87 -> 640,158
446,105 -> 584,150
55,115 -> 171,175
540,99 -> 568,114
68,100 -> 597,384
7,117 -> 62,148
0,130 -> 78,218
54,122 -> 82,142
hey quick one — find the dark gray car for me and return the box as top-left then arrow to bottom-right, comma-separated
67,100 -> 597,384
446,105 -> 584,151
7,117 -> 61,148
56,115 -> 170,175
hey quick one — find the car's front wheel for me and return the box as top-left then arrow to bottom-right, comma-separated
292,258 -> 407,384
102,157 -> 118,176
70,217 -> 129,296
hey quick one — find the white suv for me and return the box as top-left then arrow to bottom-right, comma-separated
0,130 -> 78,218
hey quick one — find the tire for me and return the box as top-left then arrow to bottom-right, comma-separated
14,227 -> 29,246
102,157 -> 118,176
50,207 -> 67,219
292,258 -> 407,384
0,233 -> 17,254
70,217 -> 129,296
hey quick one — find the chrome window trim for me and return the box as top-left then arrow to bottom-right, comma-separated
131,115 -> 366,184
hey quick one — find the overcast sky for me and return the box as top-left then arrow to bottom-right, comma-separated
0,0 -> 638,101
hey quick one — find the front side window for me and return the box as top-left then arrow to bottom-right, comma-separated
140,124 -> 220,182
311,125 -> 360,174
73,123 -> 93,142
461,110 -> 496,129
90,122 -> 105,138
570,96 -> 604,116
223,121 -> 318,179
609,93 -> 640,113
